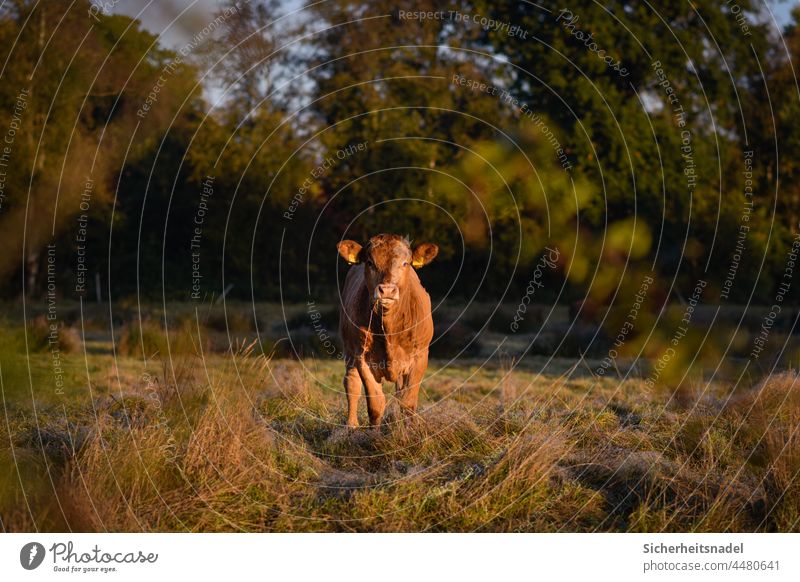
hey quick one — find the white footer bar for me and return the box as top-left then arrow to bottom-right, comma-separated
1,533 -> 797,581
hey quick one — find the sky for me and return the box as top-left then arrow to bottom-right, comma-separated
108,0 -> 226,49
108,0 -> 799,51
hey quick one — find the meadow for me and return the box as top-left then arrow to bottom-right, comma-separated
1,301 -> 799,532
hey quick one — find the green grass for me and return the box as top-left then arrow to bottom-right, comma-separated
1,309 -> 799,532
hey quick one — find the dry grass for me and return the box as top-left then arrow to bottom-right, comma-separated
2,338 -> 800,531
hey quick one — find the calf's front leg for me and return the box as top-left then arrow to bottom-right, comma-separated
357,361 -> 386,427
343,365 -> 362,428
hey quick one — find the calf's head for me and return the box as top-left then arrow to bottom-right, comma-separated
338,234 -> 438,311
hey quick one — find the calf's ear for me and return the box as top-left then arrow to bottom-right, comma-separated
411,243 -> 438,268
337,240 -> 363,264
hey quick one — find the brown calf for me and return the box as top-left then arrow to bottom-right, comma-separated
337,234 -> 438,427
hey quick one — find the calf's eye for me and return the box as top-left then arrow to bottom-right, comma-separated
403,261 -> 408,267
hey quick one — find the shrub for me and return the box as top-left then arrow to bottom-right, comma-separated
26,315 -> 82,354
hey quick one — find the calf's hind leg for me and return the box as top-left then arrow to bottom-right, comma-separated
397,353 -> 428,414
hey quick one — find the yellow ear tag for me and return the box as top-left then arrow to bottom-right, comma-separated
347,253 -> 359,264
412,257 -> 424,268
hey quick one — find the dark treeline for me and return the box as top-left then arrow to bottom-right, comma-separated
1,0 -> 799,306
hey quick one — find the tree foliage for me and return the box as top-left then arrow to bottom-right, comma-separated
0,0 -> 798,304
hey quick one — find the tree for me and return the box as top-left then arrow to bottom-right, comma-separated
303,0 -> 541,298
0,0 -> 198,296
475,0 -> 777,299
